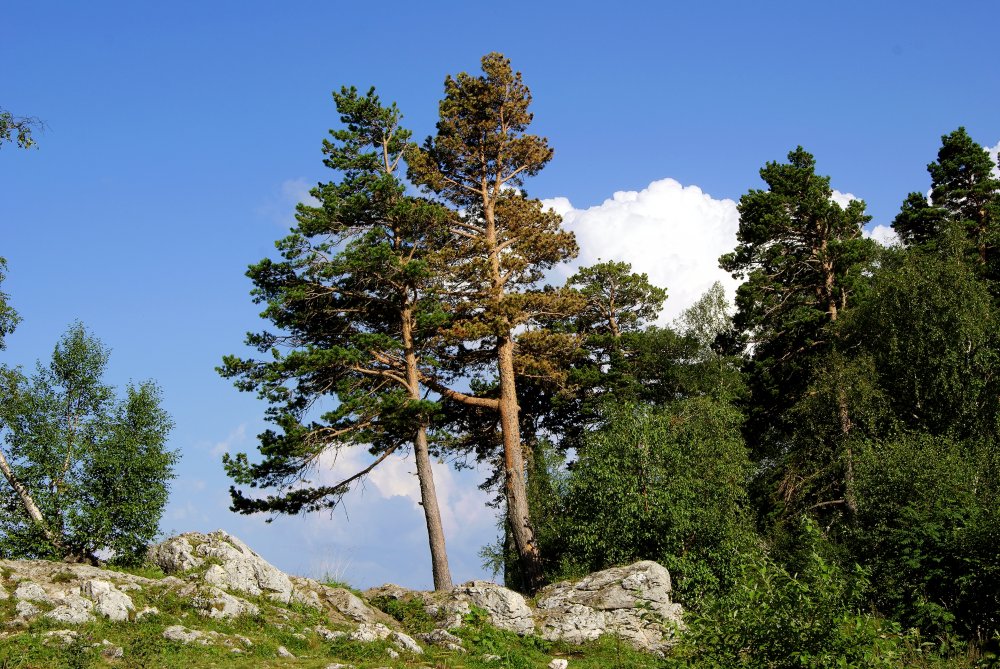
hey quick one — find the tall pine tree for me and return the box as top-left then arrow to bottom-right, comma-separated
721,147 -> 876,517
408,53 -> 578,592
220,87 -> 456,589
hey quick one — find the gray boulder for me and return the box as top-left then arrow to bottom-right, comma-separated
13,581 -> 49,604
150,530 -> 295,603
46,594 -> 96,624
535,561 -> 683,654
82,579 -> 134,621
452,580 -> 535,635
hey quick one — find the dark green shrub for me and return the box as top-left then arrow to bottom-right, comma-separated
549,398 -> 754,603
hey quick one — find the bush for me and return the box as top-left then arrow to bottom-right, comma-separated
852,434 -> 1000,642
667,520 -> 928,668
548,397 -> 754,603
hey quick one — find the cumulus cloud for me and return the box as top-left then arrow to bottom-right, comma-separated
292,445 -> 499,587
989,141 -> 1000,178
312,446 -> 496,539
865,224 -> 900,247
544,178 -> 741,323
830,189 -> 858,209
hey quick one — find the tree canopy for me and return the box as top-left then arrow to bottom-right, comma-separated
0,324 -> 176,564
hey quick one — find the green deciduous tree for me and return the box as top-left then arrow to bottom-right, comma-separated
0,323 -> 175,564
852,247 -> 1000,438
0,109 -> 41,149
852,434 -> 1000,641
220,87 -> 457,589
551,398 -> 752,602
408,53 -> 579,592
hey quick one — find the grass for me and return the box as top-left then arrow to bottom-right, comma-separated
0,588 -> 669,669
0,573 -> 985,669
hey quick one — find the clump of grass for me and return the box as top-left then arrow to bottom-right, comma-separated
370,594 -> 436,634
106,562 -> 168,580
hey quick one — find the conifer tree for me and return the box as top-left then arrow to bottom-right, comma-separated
408,53 -> 578,592
721,147 -> 876,516
893,128 -> 1000,280
221,87 -> 456,589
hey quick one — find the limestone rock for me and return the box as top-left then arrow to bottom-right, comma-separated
0,584 -> 8,601
315,625 -> 347,641
42,629 -> 79,645
549,659 -> 569,669
15,600 -> 40,618
13,581 -> 49,603
151,530 -> 294,603
136,606 -> 159,620
290,576 -> 391,625
163,624 -> 208,644
148,536 -> 203,572
186,585 -> 260,619
82,579 -> 134,621
535,561 -> 683,654
349,622 -> 393,643
101,640 -> 125,659
389,630 -> 423,654
276,645 -> 295,658
454,580 -> 534,635
46,594 -> 95,624
418,628 -> 465,651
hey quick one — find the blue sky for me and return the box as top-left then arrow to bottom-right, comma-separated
2,1 -> 998,589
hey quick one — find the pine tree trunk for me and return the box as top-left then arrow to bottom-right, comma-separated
497,334 -> 544,593
412,425 -> 453,590
402,306 -> 453,591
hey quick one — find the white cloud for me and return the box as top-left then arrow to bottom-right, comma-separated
865,224 -> 900,247
989,141 -> 1000,179
830,189 -> 858,209
209,423 -> 247,458
281,178 -> 320,208
311,446 -> 496,539
544,178 -> 741,323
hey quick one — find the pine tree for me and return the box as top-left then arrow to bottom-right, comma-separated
720,147 -> 876,516
408,53 -> 578,592
220,87 -> 456,589
893,128 -> 1000,279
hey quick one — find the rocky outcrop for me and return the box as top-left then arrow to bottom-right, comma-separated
452,580 -> 535,635
149,530 -> 392,627
535,560 -> 684,654
365,561 -> 684,654
149,530 -> 295,602
1,531 -> 684,661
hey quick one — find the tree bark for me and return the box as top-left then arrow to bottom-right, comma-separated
402,306 -> 453,591
0,445 -> 62,549
497,333 -> 544,592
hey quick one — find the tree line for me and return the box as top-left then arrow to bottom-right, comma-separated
219,52 -> 1000,660
2,52 -> 997,664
